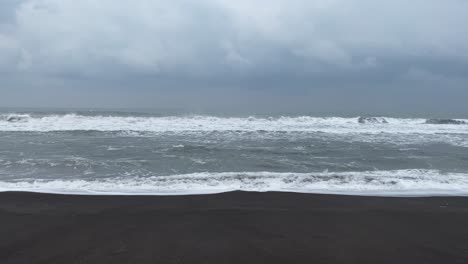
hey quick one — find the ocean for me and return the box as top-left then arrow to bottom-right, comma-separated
1,109 -> 467,196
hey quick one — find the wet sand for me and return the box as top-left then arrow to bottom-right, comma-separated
1,191 -> 468,264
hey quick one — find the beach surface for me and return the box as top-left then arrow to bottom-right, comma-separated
1,191 -> 468,264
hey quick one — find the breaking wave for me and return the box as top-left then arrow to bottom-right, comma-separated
0,114 -> 467,134
1,169 -> 468,196
0,114 -> 31,123
425,119 -> 467,125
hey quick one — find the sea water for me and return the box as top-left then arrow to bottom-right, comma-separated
1,109 -> 467,196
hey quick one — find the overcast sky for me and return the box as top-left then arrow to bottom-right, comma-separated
1,0 -> 468,115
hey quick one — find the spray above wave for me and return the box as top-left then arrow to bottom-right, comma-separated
1,169 -> 468,196
0,114 -> 467,134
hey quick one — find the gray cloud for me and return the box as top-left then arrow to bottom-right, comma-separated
0,0 -> 468,114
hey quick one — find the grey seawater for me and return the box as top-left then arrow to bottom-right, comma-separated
0,109 -> 468,196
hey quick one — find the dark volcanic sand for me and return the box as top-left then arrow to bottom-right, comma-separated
1,191 -> 468,264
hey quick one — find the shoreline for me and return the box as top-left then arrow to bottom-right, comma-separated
4,189 -> 468,197
1,191 -> 468,263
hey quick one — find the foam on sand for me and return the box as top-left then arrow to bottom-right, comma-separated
1,169 -> 468,196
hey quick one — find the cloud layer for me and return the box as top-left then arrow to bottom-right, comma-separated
1,0 -> 467,75
1,0 -> 468,111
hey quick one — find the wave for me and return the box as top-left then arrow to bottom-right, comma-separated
1,114 -> 467,134
0,114 -> 31,123
358,117 -> 388,124
425,119 -> 467,125
1,169 -> 468,196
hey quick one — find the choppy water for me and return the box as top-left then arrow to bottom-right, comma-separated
1,109 -> 467,196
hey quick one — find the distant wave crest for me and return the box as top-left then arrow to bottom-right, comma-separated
425,119 -> 467,125
1,114 -> 31,123
0,114 -> 467,134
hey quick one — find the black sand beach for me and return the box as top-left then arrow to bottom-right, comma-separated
1,191 -> 468,264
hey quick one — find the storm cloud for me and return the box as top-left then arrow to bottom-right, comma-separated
0,0 -> 467,114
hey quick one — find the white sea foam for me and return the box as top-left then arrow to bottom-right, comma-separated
0,114 -> 467,134
1,169 -> 468,196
